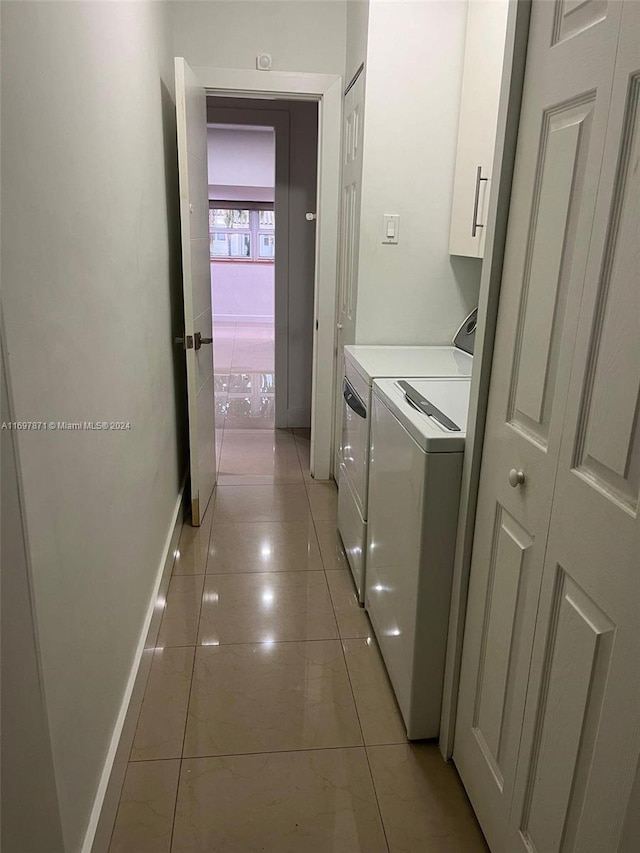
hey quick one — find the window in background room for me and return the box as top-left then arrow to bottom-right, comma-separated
258,210 -> 275,259
209,206 -> 275,261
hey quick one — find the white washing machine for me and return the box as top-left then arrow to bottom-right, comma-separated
365,377 -> 471,739
337,310 -> 476,603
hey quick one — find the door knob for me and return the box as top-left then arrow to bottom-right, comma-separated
194,332 -> 213,351
305,212 -> 317,221
508,468 -> 525,488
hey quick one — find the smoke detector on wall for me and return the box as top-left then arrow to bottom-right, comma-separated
256,54 -> 272,71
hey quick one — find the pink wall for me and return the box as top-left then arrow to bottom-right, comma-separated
207,126 -> 275,189
211,261 -> 274,322
208,127 -> 275,323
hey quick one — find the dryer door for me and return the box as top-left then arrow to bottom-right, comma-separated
341,361 -> 370,517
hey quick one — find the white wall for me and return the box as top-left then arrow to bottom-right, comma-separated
1,2 -> 184,850
346,0 -> 370,84
355,0 -> 481,345
171,0 -> 347,75
1,337 -> 65,853
212,263 -> 274,322
208,126 -> 275,190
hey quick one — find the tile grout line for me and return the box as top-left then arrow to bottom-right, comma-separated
127,737 -> 408,765
214,317 -> 239,454
207,509 -> 319,524
130,743 -> 403,764
216,432 -> 305,486
176,567 -> 329,578
167,497 -> 216,852
308,465 -> 392,853
363,745 -> 392,853
105,528 -> 188,852
148,633 -> 375,651
126,531 -> 185,761
336,589 -> 392,852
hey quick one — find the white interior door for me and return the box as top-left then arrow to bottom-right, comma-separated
453,0 -> 625,848
334,69 -> 365,472
507,2 -> 640,849
175,57 -> 216,526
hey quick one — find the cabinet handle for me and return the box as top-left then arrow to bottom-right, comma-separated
472,165 -> 489,237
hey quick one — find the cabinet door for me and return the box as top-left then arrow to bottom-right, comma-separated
449,0 -> 509,258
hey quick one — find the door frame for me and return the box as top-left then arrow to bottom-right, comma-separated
193,67 -> 342,480
439,0 -> 532,758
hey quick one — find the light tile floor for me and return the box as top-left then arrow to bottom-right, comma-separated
108,325 -> 488,851
214,321 -> 276,434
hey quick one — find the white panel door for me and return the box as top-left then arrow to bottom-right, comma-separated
334,70 -> 365,473
453,1 -> 623,849
507,3 -> 640,849
175,57 -> 216,526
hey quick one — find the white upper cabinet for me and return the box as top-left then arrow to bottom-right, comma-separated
449,0 -> 509,258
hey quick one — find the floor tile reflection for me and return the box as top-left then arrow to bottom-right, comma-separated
212,484 -> 311,525
172,512 -> 213,576
130,646 -> 194,761
183,640 -> 362,757
197,571 -> 337,645
342,638 -> 407,746
172,749 -> 388,853
218,429 -> 302,484
156,575 -> 204,648
314,519 -> 350,570
306,481 -> 338,523
207,520 -> 322,574
326,569 -> 372,638
367,743 -> 489,852
109,760 -> 179,853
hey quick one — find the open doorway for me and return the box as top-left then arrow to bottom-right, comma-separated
206,97 -> 319,480
208,124 -> 277,438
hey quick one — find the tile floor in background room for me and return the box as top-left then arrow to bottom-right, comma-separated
108,320 -> 488,851
214,320 -> 276,436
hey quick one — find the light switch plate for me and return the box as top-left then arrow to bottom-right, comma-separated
382,214 -> 399,244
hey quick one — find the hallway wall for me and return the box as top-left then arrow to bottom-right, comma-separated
1,336 -> 65,853
346,0 -> 370,84
354,0 -> 482,345
1,2 -> 184,850
208,126 -> 275,190
212,262 -> 274,322
170,0 -> 347,75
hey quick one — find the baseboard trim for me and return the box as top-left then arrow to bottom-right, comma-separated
214,313 -> 274,324
82,480 -> 187,853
